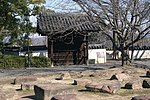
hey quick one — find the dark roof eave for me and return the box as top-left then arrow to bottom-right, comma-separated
38,29 -> 100,36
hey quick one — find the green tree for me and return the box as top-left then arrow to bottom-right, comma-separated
0,0 -> 45,49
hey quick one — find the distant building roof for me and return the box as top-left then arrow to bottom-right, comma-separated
3,45 -> 48,52
21,45 -> 48,52
31,37 -> 47,46
37,13 -> 100,37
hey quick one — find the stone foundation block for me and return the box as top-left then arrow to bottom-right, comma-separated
21,82 -> 38,90
51,94 -> 77,100
34,83 -> 76,100
125,81 -> 142,89
143,79 -> 150,88
131,94 -> 150,100
14,75 -> 37,84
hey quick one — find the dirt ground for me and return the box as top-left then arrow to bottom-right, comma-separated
0,65 -> 150,100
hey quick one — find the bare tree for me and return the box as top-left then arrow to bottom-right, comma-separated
72,0 -> 150,66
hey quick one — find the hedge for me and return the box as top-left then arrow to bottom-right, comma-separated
0,54 -> 51,69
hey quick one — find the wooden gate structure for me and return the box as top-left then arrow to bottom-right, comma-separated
37,13 -> 100,66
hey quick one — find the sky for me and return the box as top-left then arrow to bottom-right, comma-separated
45,0 -> 80,12
30,0 -> 81,27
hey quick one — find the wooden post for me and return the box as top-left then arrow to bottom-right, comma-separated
85,35 -> 88,65
51,40 -> 54,67
77,50 -> 80,64
83,35 -> 88,65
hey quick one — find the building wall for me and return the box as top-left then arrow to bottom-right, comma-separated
88,49 -> 106,64
48,34 -> 86,65
3,51 -> 19,55
19,50 -> 48,57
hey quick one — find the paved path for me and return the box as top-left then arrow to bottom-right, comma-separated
0,65 -> 107,77
0,60 -> 149,77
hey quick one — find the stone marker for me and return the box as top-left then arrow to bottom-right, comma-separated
51,94 -> 77,100
110,73 -> 129,81
146,71 -> 150,77
34,83 -> 76,100
125,81 -> 142,89
142,79 -> 150,88
131,94 -> 150,100
14,75 -> 37,84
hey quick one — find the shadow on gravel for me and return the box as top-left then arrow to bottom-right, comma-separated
139,76 -> 148,78
78,89 -> 90,92
22,95 -> 35,100
16,88 -> 22,91
81,67 -> 104,70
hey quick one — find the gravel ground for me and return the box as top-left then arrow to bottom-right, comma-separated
0,60 -> 149,77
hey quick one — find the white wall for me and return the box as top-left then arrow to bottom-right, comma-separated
19,50 -> 48,57
88,49 -> 106,64
106,50 -> 150,59
129,50 -> 150,59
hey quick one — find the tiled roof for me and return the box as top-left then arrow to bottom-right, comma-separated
88,44 -> 105,49
37,13 -> 100,36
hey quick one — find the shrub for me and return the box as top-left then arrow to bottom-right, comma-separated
0,54 -> 51,69
30,56 -> 51,68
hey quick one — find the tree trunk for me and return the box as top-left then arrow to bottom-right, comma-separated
131,33 -> 134,63
121,46 -> 131,66
113,29 -> 118,60
131,47 -> 134,63
125,47 -> 129,65
121,42 -> 124,66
